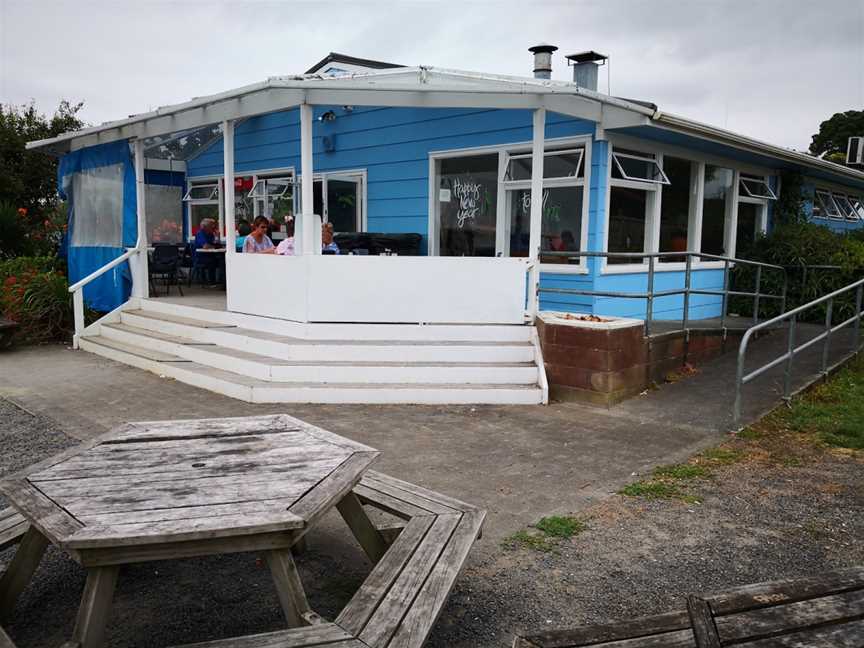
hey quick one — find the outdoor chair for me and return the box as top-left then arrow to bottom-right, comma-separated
149,243 -> 184,297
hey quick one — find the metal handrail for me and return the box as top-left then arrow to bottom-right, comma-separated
732,277 -> 864,426
68,247 -> 140,348
537,250 -> 787,336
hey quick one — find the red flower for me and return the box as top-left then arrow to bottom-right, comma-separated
4,277 -> 16,286
17,207 -> 27,217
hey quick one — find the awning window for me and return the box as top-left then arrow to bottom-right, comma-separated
611,150 -> 670,185
814,189 -> 843,220
503,148 -> 584,182
833,193 -> 860,221
182,183 -> 219,202
739,175 -> 777,200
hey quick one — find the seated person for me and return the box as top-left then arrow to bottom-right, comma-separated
322,222 -> 340,254
193,218 -> 221,285
243,216 -> 276,254
235,219 -> 252,252
276,216 -> 295,255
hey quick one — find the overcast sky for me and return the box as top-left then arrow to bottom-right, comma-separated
1,0 -> 862,151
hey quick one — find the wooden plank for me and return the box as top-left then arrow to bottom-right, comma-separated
0,508 -> 21,526
354,484 -> 436,520
377,522 -> 405,545
76,497 -> 305,527
337,492 -> 389,564
513,611 -> 693,648
168,623 -> 354,648
707,566 -> 864,615
359,513 -> 461,648
0,479 -> 82,545
387,510 -> 485,648
364,470 -> 479,513
108,414 -> 296,443
357,479 -> 457,517
31,444 -> 347,484
283,415 -> 378,453
337,516 -> 435,635
266,548 -> 312,628
737,618 -> 864,648
289,451 -> 379,527
66,510 -> 305,549
715,588 -> 864,644
686,596 -> 720,648
76,529 -> 299,567
71,566 -> 119,648
0,526 -> 49,624
0,520 -> 29,552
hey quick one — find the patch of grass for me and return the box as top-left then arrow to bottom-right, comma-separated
736,426 -> 763,440
652,463 -> 710,480
535,515 -> 586,539
700,447 -> 745,465
619,481 -> 682,499
502,530 -> 554,552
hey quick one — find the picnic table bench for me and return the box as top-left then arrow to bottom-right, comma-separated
513,566 -> 864,647
172,470 -> 485,648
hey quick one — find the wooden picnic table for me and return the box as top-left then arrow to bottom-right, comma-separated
0,414 -> 379,648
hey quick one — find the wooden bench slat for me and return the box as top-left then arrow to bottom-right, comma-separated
0,480 -> 82,545
715,587 -> 864,644
354,484 -> 434,520
707,566 -> 864,615
0,520 -> 29,552
387,509 -> 485,648
169,621 -> 352,647
357,478 -> 457,517
359,514 -> 461,648
512,611 -> 693,648
289,452 -> 379,527
736,617 -> 864,648
364,471 -> 476,513
336,516 -> 435,635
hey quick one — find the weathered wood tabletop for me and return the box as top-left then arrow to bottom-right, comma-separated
0,414 -> 379,648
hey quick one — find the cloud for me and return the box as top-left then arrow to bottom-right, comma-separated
1,0 -> 861,150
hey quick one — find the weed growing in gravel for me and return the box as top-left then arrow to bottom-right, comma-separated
652,463 -> 710,479
700,447 -> 745,465
619,461 -> 710,503
503,516 -> 588,552
535,515 -> 586,538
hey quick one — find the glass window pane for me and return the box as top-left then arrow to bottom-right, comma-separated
438,154 -> 498,257
184,183 -> 218,201
145,185 -> 183,244
505,150 -> 583,181
739,176 -> 776,200
815,190 -> 842,219
327,179 -> 359,233
190,203 -> 219,237
850,196 -> 864,220
70,163 -> 125,247
736,202 -> 760,256
658,157 -> 692,262
608,185 -> 648,264
508,186 -> 583,263
701,165 -> 733,256
612,150 -> 669,184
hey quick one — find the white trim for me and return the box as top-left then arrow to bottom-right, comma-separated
611,150 -> 670,185
183,182 -> 219,202
223,120 -> 236,255
739,176 -> 777,200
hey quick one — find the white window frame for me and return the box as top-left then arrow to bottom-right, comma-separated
611,150 -> 671,185
739,175 -> 777,200
502,147 -> 585,182
603,134 -> 778,275
849,195 -> 864,221
815,189 -> 844,220
427,135 -> 593,274
832,192 -> 859,222
182,182 -> 219,202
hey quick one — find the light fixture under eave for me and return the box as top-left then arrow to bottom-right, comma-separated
318,110 -> 337,122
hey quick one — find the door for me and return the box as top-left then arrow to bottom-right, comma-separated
296,173 -> 364,233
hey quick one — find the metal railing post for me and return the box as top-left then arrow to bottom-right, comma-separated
682,254 -> 692,333
821,298 -> 833,375
753,265 -> 762,326
733,333 -> 749,427
646,255 -> 655,337
783,315 -> 797,400
72,289 -> 84,350
854,285 -> 863,352
780,270 -> 788,317
720,259 -> 729,330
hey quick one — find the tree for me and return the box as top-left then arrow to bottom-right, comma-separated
0,100 -> 85,217
809,110 -> 864,164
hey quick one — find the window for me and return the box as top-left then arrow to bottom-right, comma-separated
503,149 -> 583,181
250,174 -> 294,222
608,186 -> 649,264
183,183 -> 218,201
186,179 -> 221,237
701,165 -> 734,256
69,163 -> 125,247
145,185 -> 183,244
814,189 -> 843,220
658,157 -> 694,262
850,196 -> 864,221
832,193 -> 859,221
736,202 -> 761,255
438,154 -> 499,256
611,149 -> 670,184
739,174 -> 777,200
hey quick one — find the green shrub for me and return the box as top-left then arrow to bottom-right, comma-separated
0,257 -> 73,344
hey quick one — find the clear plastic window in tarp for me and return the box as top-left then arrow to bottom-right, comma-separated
69,163 -> 125,247
146,184 -> 184,243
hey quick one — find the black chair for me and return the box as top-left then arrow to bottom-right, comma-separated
149,243 -> 184,297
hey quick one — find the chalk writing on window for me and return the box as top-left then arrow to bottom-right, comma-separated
520,189 -> 561,224
452,177 -> 484,229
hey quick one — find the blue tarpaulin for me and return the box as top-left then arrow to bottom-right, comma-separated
58,141 -> 136,312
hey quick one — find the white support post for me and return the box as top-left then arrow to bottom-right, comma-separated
299,103 -> 317,255
527,108 -> 546,318
132,139 -> 149,298
222,120 -> 236,254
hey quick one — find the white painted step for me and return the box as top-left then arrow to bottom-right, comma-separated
139,298 -> 532,342
79,336 -> 188,363
99,323 -> 538,385
79,337 -> 543,404
120,310 -> 536,363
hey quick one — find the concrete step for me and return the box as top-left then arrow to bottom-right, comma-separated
139,298 -> 533,342
79,335 -> 189,363
79,336 -> 543,404
120,310 -> 536,364
100,323 -> 538,385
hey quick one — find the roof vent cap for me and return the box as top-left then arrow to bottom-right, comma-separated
528,44 -> 558,80
565,50 -> 608,91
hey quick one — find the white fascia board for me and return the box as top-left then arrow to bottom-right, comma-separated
651,112 -> 864,187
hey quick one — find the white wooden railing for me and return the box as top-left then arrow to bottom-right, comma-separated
68,248 -> 140,348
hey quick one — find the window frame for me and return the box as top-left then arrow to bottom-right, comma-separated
182,182 -> 219,202
739,175 -> 778,200
831,192 -> 859,222
815,189 -> 844,220
611,150 -> 671,185
427,135 -> 592,274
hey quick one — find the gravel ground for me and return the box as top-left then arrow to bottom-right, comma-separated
1,398 -> 862,648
